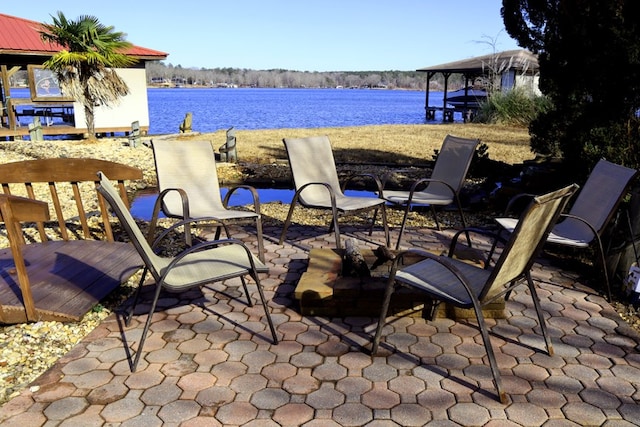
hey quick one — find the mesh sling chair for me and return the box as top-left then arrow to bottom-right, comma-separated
495,159 -> 638,301
97,172 -> 278,372
149,139 -> 265,262
380,134 -> 479,249
372,184 -> 579,404
279,135 -> 390,248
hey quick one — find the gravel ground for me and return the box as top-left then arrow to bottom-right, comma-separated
0,134 -> 638,404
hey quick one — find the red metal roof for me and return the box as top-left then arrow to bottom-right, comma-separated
0,13 -> 168,59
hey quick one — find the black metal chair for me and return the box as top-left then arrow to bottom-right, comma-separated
372,184 -> 579,403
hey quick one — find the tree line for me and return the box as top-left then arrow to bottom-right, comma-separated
144,61 -> 461,90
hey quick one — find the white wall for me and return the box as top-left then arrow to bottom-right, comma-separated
73,68 -> 149,130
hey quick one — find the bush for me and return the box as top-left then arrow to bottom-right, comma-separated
475,89 -> 552,127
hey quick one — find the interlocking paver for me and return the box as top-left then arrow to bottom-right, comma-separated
140,380 -> 181,406
0,227 -> 639,426
332,402 -> 374,426
43,396 -> 88,420
313,357 -> 348,381
562,402 -> 607,426
389,403 -> 432,426
448,402 -> 490,426
215,401 -> 258,426
336,376 -> 373,402
157,399 -> 200,423
361,385 -> 400,409
100,393 -> 145,423
86,380 -> 128,405
251,387 -> 291,410
505,402 -> 549,426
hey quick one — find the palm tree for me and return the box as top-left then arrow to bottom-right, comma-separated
39,12 -> 137,139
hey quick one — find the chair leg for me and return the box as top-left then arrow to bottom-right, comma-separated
372,269 -> 398,354
251,273 -> 278,344
594,235 -> 612,301
368,208 -> 378,236
381,205 -> 390,247
330,206 -> 341,249
130,280 -> 164,372
430,205 -> 442,231
471,300 -> 508,404
255,216 -> 265,263
240,276 -> 253,307
525,273 -> 554,356
395,203 -> 412,250
279,199 -> 298,245
455,194 -> 472,247
125,267 -> 149,327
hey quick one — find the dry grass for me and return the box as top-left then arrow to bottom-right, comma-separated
187,123 -> 534,166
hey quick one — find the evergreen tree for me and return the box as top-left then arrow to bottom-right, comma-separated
501,0 -> 640,177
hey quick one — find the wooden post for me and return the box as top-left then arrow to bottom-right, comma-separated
28,117 -> 43,140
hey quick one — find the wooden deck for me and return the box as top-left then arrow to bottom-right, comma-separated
0,124 -> 148,140
0,240 -> 142,324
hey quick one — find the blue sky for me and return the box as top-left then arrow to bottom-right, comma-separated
4,1 -> 521,72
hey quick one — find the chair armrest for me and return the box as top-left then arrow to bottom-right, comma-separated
294,182 -> 337,207
341,172 -> 385,197
448,227 -> 507,268
150,215 -> 226,251
147,188 -> 190,245
222,184 -> 261,215
503,192 -> 536,216
0,194 -> 50,222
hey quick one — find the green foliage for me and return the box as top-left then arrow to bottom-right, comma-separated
475,88 -> 551,127
39,11 -> 136,138
501,0 -> 640,176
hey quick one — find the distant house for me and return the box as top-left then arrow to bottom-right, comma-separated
0,12 -> 168,139
417,49 -> 539,121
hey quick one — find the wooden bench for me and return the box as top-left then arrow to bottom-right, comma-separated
0,158 -> 144,324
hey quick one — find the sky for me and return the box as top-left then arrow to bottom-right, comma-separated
3,1 -> 521,72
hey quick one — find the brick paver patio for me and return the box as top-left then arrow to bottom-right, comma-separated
0,223 -> 639,426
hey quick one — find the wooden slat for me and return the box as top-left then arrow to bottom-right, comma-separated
0,158 -> 142,183
0,241 -> 142,322
0,159 -> 144,323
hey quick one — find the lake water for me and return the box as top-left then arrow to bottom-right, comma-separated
10,86 -> 449,133
147,87 -> 446,134
130,188 -> 378,220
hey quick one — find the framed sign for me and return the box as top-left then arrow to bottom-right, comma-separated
28,65 -> 72,101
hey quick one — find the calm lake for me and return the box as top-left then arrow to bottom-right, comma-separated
147,87 -> 444,134
11,86 -> 449,133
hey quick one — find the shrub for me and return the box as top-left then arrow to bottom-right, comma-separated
475,89 -> 552,127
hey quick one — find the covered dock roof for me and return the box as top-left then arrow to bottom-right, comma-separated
417,49 -> 539,122
417,49 -> 538,75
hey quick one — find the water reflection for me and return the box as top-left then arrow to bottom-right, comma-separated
131,187 -> 377,220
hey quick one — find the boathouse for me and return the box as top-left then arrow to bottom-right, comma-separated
0,13 -> 168,140
418,49 -> 539,122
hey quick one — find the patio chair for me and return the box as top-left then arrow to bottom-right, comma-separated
149,139 -> 265,262
495,159 -> 638,301
97,172 -> 278,372
372,184 -> 579,404
279,135 -> 390,248
380,134 -> 480,249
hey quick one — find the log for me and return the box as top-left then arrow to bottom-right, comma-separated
371,245 -> 396,270
343,238 -> 371,278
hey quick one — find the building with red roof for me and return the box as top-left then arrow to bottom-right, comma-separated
0,12 -> 168,138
